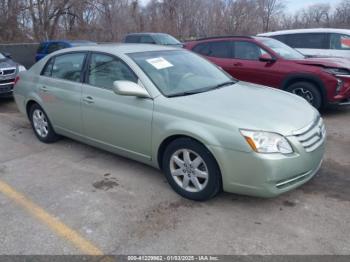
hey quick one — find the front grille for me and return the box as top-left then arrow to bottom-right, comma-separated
293,116 -> 326,152
0,67 -> 16,76
0,78 -> 14,85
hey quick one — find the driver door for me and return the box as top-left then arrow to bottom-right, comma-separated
81,52 -> 153,161
230,41 -> 282,88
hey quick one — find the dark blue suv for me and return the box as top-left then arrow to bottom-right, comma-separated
35,40 -> 96,61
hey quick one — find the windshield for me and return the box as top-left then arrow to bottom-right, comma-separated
0,53 -> 5,59
129,50 -> 235,97
256,37 -> 305,59
153,34 -> 181,45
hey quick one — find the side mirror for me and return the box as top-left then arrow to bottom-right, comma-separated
113,81 -> 150,98
259,53 -> 276,63
4,52 -> 12,59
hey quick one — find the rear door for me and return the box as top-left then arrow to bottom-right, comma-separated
39,52 -> 87,134
192,40 -> 235,75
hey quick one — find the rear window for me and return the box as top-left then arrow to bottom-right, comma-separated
285,33 -> 329,49
125,35 -> 141,43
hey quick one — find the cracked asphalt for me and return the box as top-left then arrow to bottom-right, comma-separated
0,98 -> 349,255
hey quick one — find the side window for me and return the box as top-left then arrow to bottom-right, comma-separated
125,35 -> 140,43
88,53 -> 138,90
271,35 -> 287,43
51,53 -> 86,82
41,58 -> 55,76
233,41 -> 266,60
192,42 -> 211,56
47,43 -> 60,54
139,35 -> 156,44
286,33 -> 329,49
330,34 -> 350,50
37,43 -> 47,54
57,42 -> 68,50
208,41 -> 233,58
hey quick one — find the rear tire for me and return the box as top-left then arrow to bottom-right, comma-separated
29,103 -> 60,143
286,82 -> 322,110
162,138 -> 222,201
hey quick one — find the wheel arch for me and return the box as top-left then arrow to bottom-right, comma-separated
157,134 -> 219,172
280,73 -> 327,104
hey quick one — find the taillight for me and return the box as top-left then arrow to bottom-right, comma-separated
14,76 -> 20,87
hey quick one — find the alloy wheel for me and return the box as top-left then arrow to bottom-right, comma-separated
32,109 -> 49,138
169,149 -> 209,193
292,87 -> 314,104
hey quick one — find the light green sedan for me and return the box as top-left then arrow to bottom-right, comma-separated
13,44 -> 326,200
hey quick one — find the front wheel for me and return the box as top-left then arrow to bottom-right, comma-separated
162,138 -> 222,201
286,82 -> 322,110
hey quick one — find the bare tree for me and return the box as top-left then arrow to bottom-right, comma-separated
257,0 -> 285,32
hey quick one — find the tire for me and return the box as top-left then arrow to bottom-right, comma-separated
29,103 -> 60,143
286,82 -> 322,110
162,138 -> 222,201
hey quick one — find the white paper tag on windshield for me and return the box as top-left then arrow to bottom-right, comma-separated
146,57 -> 173,70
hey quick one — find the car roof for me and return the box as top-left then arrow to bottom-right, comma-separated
258,28 -> 350,36
126,32 -> 170,36
40,40 -> 96,45
50,43 -> 179,55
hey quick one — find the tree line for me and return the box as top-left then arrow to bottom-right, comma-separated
1,0 -> 350,43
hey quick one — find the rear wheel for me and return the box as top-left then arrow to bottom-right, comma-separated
286,82 -> 322,109
29,103 -> 60,143
162,138 -> 222,201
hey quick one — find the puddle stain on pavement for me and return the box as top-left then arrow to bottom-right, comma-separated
92,173 -> 119,191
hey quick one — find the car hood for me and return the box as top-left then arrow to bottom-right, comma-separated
158,81 -> 318,136
292,57 -> 350,69
0,58 -> 17,68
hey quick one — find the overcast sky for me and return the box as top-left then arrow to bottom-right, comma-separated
139,0 -> 342,13
286,0 -> 341,12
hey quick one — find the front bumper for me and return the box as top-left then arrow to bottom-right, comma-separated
0,83 -> 14,97
209,137 -> 325,198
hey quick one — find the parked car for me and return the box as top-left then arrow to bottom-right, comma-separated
0,52 -> 26,98
185,36 -> 350,109
258,28 -> 350,58
124,33 -> 183,47
14,44 -> 325,201
35,40 -> 96,61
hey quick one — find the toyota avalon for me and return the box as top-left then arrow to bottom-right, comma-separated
13,45 -> 326,200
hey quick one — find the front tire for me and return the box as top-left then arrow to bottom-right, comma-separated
29,103 -> 60,143
286,82 -> 322,109
162,138 -> 222,201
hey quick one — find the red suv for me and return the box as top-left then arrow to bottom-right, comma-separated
185,36 -> 350,109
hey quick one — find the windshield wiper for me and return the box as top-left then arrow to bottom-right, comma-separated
211,80 -> 237,89
167,88 -> 210,97
167,80 -> 237,98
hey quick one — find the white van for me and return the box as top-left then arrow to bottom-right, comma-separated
258,28 -> 350,58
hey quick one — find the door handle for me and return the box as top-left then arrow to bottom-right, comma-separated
40,86 -> 48,92
233,62 -> 243,67
83,96 -> 94,104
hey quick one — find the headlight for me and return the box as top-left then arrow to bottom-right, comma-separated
240,129 -> 293,154
323,67 -> 350,76
18,65 -> 26,72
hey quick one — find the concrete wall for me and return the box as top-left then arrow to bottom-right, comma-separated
0,43 -> 39,69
